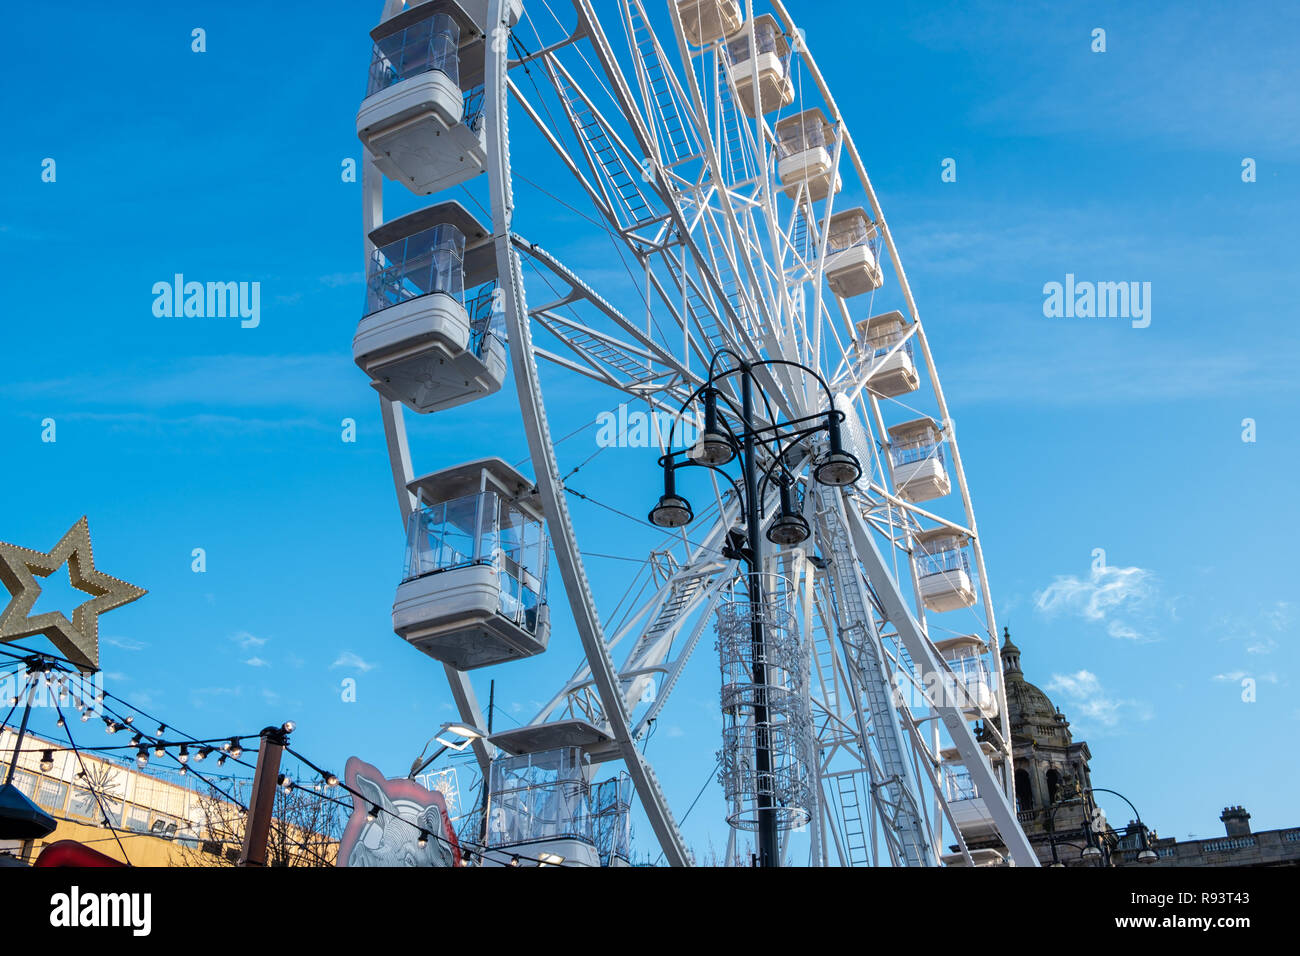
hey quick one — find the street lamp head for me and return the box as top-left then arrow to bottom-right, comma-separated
1081,845 -> 1103,861
815,451 -> 862,487
690,389 -> 737,466
1137,848 -> 1158,864
767,513 -> 810,546
650,493 -> 694,528
814,413 -> 862,486
693,431 -> 737,467
649,465 -> 694,528
766,477 -> 810,546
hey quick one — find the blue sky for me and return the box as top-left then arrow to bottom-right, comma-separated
1,0 -> 1297,860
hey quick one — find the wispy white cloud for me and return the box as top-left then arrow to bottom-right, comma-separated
1105,620 -> 1146,642
232,632 -> 268,649
1035,562 -> 1158,643
934,319 -> 1299,407
1213,671 -> 1277,684
190,686 -> 242,708
0,354 -> 360,412
105,636 -> 148,652
318,271 -> 364,288
1218,601 -> 1291,656
330,651 -> 377,673
128,689 -> 160,708
46,411 -> 338,440
1047,669 -> 1152,730
244,657 -> 269,668
905,2 -> 1300,153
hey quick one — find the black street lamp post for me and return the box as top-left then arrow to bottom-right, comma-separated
648,351 -> 860,868
1045,786 -> 1158,867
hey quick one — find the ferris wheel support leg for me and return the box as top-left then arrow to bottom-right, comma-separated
378,395 -> 418,521
842,502 -> 1039,867
483,0 -> 691,867
443,664 -> 495,777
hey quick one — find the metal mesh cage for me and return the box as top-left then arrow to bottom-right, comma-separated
715,576 -> 814,831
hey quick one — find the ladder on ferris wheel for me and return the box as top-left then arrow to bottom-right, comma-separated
618,566 -> 714,686
809,571 -> 876,864
833,771 -> 871,866
626,2 -> 693,165
553,70 -> 657,229
663,254 -> 729,356
817,483 -> 936,866
715,58 -> 750,182
556,321 -> 648,382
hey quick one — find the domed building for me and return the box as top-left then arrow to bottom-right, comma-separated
997,629 -> 1111,866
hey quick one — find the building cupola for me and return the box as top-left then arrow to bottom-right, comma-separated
1001,626 -> 1022,676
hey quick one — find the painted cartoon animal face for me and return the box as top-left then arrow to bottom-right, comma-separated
341,763 -> 458,868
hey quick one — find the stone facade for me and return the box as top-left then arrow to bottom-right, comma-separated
1116,806 -> 1300,868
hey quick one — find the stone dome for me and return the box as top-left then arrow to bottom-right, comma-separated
1000,627 -> 1068,736
1005,673 -> 1060,725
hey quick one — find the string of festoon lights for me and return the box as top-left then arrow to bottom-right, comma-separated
4,647 -> 570,867
1,649 -> 267,864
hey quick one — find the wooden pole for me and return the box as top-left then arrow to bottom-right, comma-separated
237,724 -> 288,867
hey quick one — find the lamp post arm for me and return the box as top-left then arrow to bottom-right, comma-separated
750,356 -> 839,411
1087,787 -> 1146,826
661,454 -> 749,510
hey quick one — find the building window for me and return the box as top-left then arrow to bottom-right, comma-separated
11,770 -> 38,799
1046,768 -> 1061,805
36,777 -> 68,813
124,805 -> 152,833
1015,768 -> 1033,813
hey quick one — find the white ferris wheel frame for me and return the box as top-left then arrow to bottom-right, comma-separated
359,0 -> 1039,867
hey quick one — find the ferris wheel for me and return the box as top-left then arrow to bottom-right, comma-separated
352,0 -> 1038,867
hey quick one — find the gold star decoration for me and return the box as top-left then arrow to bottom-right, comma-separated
0,517 -> 146,673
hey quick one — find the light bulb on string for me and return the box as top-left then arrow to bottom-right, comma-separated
178,745 -> 189,764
